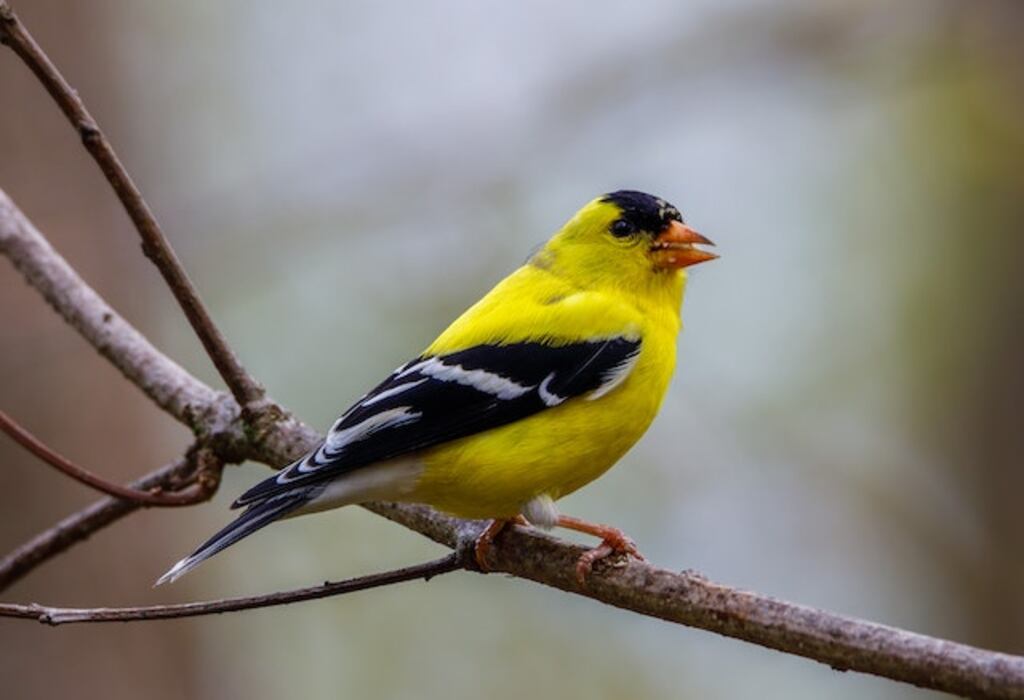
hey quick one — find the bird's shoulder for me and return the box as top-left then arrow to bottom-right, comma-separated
427,264 -> 644,356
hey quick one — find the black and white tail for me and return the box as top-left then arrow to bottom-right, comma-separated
155,492 -> 310,585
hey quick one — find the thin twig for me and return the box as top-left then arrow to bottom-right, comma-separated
1,410 -> 212,506
0,554 -> 462,625
0,453 -> 218,592
4,190 -> 1024,698
0,1 -> 265,410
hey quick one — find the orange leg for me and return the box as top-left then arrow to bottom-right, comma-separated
556,515 -> 645,585
473,516 -> 527,572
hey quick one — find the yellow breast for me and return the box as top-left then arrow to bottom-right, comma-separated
407,262 -> 684,519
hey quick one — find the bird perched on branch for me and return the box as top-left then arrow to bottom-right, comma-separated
159,190 -> 716,586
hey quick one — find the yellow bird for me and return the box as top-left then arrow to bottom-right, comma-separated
159,190 -> 716,585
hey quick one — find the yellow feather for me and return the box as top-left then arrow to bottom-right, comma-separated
407,196 -> 689,519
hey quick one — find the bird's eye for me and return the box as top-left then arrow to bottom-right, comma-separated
610,219 -> 635,238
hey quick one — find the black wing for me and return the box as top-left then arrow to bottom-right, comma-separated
233,337 -> 641,507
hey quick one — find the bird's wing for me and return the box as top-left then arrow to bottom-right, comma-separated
233,337 -> 641,507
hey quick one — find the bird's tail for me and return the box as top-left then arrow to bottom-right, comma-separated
155,492 -> 309,585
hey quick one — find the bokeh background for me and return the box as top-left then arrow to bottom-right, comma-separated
2,1 -> 1023,698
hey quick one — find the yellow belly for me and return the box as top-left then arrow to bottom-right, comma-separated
408,335 -> 677,519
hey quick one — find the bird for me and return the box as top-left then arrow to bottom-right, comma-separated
158,190 -> 716,586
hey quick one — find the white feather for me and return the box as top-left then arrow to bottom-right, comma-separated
587,350 -> 640,400
360,378 -> 428,407
403,357 -> 534,399
281,407 -> 420,480
537,372 -> 565,407
521,493 -> 559,529
294,457 -> 425,515
323,406 -> 419,453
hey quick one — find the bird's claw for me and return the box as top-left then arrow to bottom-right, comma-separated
473,519 -> 507,572
475,515 -> 643,584
473,517 -> 526,572
574,532 -> 644,586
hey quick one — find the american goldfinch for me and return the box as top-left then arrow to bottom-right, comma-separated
159,190 -> 716,585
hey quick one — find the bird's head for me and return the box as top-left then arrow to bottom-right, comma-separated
537,190 -> 716,297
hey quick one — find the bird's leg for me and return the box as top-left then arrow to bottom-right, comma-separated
555,515 -> 645,585
473,516 -> 527,572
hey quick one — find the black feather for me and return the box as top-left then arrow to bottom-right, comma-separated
233,338 -> 641,508
156,491 -> 313,584
602,190 -> 683,235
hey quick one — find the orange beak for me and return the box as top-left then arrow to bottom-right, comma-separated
651,220 -> 718,270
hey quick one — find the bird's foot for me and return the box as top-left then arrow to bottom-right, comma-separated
555,515 -> 645,585
473,516 -> 527,572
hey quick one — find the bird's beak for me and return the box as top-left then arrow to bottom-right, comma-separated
651,220 -> 718,270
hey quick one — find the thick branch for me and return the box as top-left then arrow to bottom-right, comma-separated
0,1 -> 264,409
1,409 -> 213,506
371,503 -> 1024,698
479,518 -> 1024,700
0,188 -> 234,432
0,554 -> 461,624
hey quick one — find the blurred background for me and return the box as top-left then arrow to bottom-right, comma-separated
2,0 -> 1023,698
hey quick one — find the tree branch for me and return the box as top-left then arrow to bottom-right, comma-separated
0,450 -> 221,592
0,553 -> 461,624
478,518 -> 1024,700
3,182 -> 1024,699
0,188 -> 235,433
1,409 -> 214,506
0,0 -> 265,409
